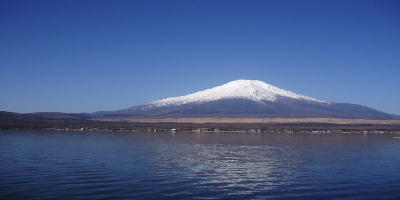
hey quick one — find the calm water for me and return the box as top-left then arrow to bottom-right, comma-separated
0,131 -> 400,200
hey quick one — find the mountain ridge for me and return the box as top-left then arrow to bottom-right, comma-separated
146,80 -> 328,108
1,79 -> 399,127
98,79 -> 397,120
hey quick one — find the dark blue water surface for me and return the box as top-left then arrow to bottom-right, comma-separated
0,131 -> 400,200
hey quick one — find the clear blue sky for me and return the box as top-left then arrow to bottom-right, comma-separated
1,0 -> 399,114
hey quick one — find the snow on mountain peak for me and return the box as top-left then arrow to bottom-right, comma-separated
149,79 -> 329,107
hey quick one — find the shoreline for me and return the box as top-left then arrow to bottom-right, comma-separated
97,117 -> 400,125
2,117 -> 400,133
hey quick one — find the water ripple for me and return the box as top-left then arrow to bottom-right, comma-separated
1,131 -> 400,199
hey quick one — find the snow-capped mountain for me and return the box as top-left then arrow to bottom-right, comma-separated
148,80 -> 328,108
98,79 -> 395,119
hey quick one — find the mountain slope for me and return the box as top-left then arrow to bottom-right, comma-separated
148,80 -> 328,107
98,80 -> 396,119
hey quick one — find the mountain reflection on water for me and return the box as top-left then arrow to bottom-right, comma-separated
0,131 -> 399,200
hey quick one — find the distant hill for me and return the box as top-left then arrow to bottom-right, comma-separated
0,111 -> 94,129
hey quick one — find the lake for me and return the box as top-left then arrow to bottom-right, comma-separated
0,131 -> 399,199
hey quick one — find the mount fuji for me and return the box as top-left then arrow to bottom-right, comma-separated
98,80 -> 396,119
